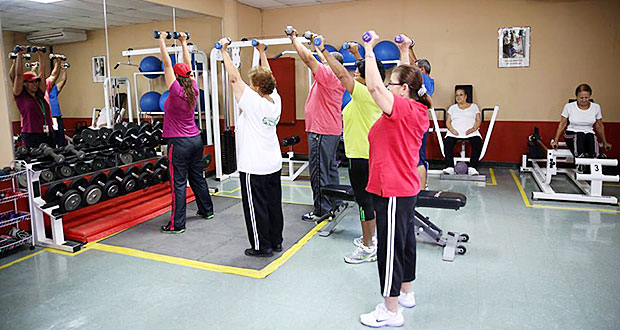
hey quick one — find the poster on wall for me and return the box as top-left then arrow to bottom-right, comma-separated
498,26 -> 530,68
92,56 -> 106,82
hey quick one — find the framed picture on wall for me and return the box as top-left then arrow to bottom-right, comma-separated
498,26 -> 530,68
92,56 -> 106,82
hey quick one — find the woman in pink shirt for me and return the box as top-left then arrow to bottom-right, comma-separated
157,32 -> 214,234
359,31 -> 431,328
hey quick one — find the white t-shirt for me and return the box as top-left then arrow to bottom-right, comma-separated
561,102 -> 602,134
446,103 -> 481,138
236,86 -> 283,175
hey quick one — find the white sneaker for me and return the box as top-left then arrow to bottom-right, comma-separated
344,245 -> 377,264
467,167 -> 479,176
442,167 -> 455,175
398,291 -> 416,308
360,303 -> 404,328
353,235 -> 377,248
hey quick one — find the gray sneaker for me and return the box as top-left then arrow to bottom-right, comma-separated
353,235 -> 377,249
344,245 -> 377,264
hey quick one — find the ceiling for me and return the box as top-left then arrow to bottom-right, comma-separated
0,0 -> 204,33
237,0 -> 359,9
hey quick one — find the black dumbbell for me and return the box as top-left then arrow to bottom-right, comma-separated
44,182 -> 81,212
137,125 -> 161,147
24,61 -> 39,69
90,158 -> 106,171
27,46 -> 47,53
143,147 -> 157,159
98,127 -> 112,139
15,146 -> 29,159
40,144 -> 66,164
39,169 -> 55,183
8,53 -> 31,60
126,166 -> 152,189
63,144 -> 85,160
106,130 -> 136,150
128,149 -> 145,162
90,172 -> 120,199
125,127 -> 154,148
55,164 -> 74,179
141,162 -> 168,184
62,63 -> 70,69
108,168 -> 137,194
80,128 -> 100,146
153,30 -> 173,39
118,152 -> 134,165
172,31 -> 191,40
13,45 -> 26,53
281,135 -> 300,147
69,177 -> 103,206
71,161 -> 91,175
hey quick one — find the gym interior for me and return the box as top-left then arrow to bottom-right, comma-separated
0,0 -> 618,329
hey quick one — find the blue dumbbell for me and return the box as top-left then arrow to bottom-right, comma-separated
251,39 -> 268,50
172,31 -> 191,40
153,31 -> 172,39
214,37 -> 232,50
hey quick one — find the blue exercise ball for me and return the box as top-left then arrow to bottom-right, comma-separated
314,44 -> 338,62
342,90 -> 352,109
338,45 -> 365,71
159,90 -> 170,112
139,56 -> 162,79
373,40 -> 399,69
140,91 -> 161,112
161,54 -> 176,71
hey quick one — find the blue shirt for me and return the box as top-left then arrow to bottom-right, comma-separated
422,73 -> 434,97
49,85 -> 62,117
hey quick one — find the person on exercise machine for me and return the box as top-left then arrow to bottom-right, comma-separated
12,47 -> 55,148
287,28 -> 345,222
158,32 -> 214,234
442,88 -> 482,176
550,83 -> 612,159
321,40 -> 385,264
359,30 -> 430,328
217,38 -> 285,258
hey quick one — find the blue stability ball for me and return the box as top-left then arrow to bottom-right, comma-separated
373,40 -> 399,69
139,56 -> 162,79
140,91 -> 161,112
159,90 -> 170,111
161,54 -> 176,71
314,44 -> 338,62
342,90 -> 352,109
338,45 -> 365,71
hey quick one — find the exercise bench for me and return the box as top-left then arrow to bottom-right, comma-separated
319,185 -> 470,262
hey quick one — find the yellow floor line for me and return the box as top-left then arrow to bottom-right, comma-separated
0,249 -> 46,271
486,168 -> 497,186
281,183 -> 311,188
214,194 -> 313,206
603,183 -> 620,187
213,187 -> 240,196
509,169 -> 620,213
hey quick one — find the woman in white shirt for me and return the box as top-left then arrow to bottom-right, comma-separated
551,84 -> 612,158
442,88 -> 482,175
218,38 -> 284,258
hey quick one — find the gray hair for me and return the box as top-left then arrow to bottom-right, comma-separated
416,59 -> 431,75
331,52 -> 344,65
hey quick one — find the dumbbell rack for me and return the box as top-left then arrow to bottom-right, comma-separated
0,160 -> 34,254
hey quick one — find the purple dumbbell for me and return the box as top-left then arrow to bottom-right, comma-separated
362,31 -> 372,42
394,35 -> 404,43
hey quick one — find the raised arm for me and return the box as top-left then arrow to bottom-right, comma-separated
594,119 -> 612,151
37,51 -> 46,92
257,42 -> 270,71
363,31 -> 394,115
47,58 -> 61,87
158,33 -> 176,89
409,45 -> 418,65
396,34 -> 413,65
348,43 -> 363,60
313,35 -> 327,64
9,60 -> 16,83
288,29 -> 319,73
218,38 -> 248,102
551,116 -> 568,149
13,50 -> 24,96
322,40 -> 354,94
179,32 -> 193,79
56,66 -> 68,93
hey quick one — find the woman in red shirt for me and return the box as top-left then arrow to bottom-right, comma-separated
359,31 -> 431,328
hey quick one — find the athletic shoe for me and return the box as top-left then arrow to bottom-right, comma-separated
467,167 -> 479,176
344,245 -> 377,264
360,303 -> 404,328
398,291 -> 416,308
161,224 -> 185,234
197,210 -> 215,219
244,248 -> 273,257
442,167 -> 455,175
272,244 -> 283,252
301,211 -> 319,222
353,235 -> 377,249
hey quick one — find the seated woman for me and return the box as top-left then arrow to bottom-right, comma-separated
551,83 -> 612,158
442,88 -> 482,176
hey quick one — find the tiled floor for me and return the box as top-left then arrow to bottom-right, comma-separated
0,167 -> 618,330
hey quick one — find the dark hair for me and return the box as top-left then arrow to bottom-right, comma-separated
356,59 -> 386,81
177,76 -> 196,110
249,66 -> 276,95
416,59 -> 431,75
575,83 -> 592,96
330,52 -> 344,65
392,64 -> 431,107
455,87 -> 468,98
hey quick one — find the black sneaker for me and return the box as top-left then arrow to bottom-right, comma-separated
272,244 -> 282,252
244,248 -> 273,257
197,210 -> 215,219
161,224 -> 185,234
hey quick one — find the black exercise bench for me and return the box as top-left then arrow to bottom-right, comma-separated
319,185 -> 469,262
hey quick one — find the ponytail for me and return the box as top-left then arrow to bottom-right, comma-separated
177,76 -> 196,110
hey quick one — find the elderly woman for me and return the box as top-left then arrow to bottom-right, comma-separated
551,84 -> 612,158
442,88 -> 482,176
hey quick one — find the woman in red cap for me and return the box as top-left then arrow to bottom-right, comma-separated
157,32 -> 214,234
12,47 -> 55,148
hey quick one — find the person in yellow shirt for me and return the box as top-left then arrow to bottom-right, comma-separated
321,41 -> 385,264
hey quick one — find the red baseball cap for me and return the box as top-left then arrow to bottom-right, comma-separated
23,72 -> 39,82
173,63 -> 192,78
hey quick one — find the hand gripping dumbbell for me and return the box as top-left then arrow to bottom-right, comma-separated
172,31 -> 191,40
284,25 -> 296,36
126,166 -> 152,189
89,172 -> 120,199
141,159 -> 169,184
63,144 -> 85,160
105,130 -> 136,150
302,31 -> 323,46
394,34 -> 415,47
62,63 -> 70,69
108,168 -> 137,194
13,45 -> 27,53
8,53 -> 31,60
49,53 -> 66,61
214,37 -> 232,50
40,144 -> 66,164
251,39 -> 268,51
69,177 -> 103,206
27,46 -> 47,53
126,127 -> 154,148
44,182 -> 82,212
24,61 -> 39,69
153,30 -> 173,39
